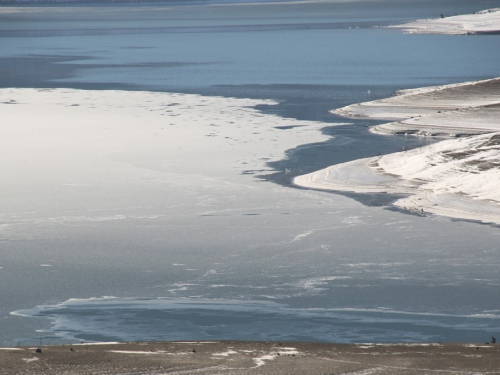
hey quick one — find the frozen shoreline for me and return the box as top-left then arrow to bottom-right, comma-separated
389,8 -> 500,35
295,78 -> 500,224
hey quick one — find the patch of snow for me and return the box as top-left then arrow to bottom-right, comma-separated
212,350 -> 238,356
294,276 -> 351,292
252,347 -> 300,367
73,342 -> 122,345
109,350 -> 167,355
341,369 -> 384,375
253,354 -> 277,368
398,343 -> 442,347
22,357 -> 39,363
171,341 -> 218,344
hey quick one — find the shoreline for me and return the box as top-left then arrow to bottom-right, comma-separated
389,8 -> 500,35
331,77 -> 500,133
1,340 -> 499,374
295,78 -> 500,225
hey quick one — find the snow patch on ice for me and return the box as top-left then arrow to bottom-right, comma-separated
291,229 -> 315,242
294,276 -> 351,292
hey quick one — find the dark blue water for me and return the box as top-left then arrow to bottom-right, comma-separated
14,298 -> 500,344
2,0 -> 500,346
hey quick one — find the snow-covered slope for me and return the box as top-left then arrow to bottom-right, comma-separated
295,132 -> 500,224
332,78 -> 500,137
297,78 -> 500,224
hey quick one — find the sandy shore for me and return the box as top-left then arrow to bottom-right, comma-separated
295,78 -> 500,224
389,8 -> 500,35
1,340 -> 499,374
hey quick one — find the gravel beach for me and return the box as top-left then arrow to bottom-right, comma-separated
2,340 -> 500,374
0,341 -> 500,375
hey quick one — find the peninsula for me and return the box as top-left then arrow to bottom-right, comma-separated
294,78 -> 500,224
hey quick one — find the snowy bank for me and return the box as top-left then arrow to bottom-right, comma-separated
296,78 -> 500,224
332,78 -> 500,136
389,8 -> 500,35
295,133 -> 500,224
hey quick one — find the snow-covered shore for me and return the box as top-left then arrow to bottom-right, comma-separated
332,78 -> 500,136
296,78 -> 500,224
389,8 -> 500,35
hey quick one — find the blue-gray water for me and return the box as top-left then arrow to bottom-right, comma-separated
2,0 -> 500,346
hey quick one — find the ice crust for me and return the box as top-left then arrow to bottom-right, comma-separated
0,88 -> 332,218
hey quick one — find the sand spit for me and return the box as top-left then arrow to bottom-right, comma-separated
1,341 -> 499,374
389,8 -> 500,35
296,78 -> 500,224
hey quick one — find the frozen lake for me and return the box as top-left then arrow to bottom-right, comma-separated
1,0 -> 500,346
